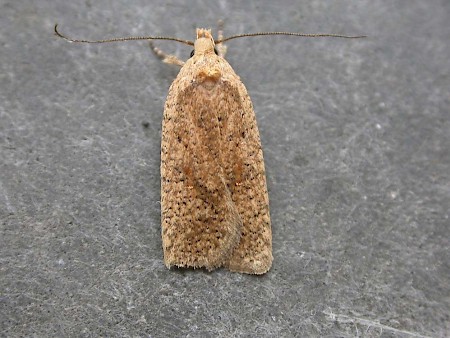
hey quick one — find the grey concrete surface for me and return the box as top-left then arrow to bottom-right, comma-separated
1,1 -> 449,337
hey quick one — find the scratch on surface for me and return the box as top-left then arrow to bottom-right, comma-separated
0,179 -> 16,213
323,309 -> 433,338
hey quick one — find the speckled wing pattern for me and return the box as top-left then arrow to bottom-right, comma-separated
160,29 -> 272,274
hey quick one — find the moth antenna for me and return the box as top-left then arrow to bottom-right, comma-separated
216,32 -> 367,44
54,24 -> 194,46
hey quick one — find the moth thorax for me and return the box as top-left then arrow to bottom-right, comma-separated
197,68 -> 221,89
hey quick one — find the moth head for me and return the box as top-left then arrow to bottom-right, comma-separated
193,28 -> 216,57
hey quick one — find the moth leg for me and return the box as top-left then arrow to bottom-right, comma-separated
216,19 -> 227,58
149,41 -> 185,67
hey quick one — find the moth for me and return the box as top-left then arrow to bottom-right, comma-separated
158,28 -> 272,274
54,23 -> 365,274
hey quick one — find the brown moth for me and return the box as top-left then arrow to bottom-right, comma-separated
160,29 -> 272,274
54,24 -> 365,274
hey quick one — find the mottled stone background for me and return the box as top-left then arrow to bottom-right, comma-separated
1,1 -> 449,336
